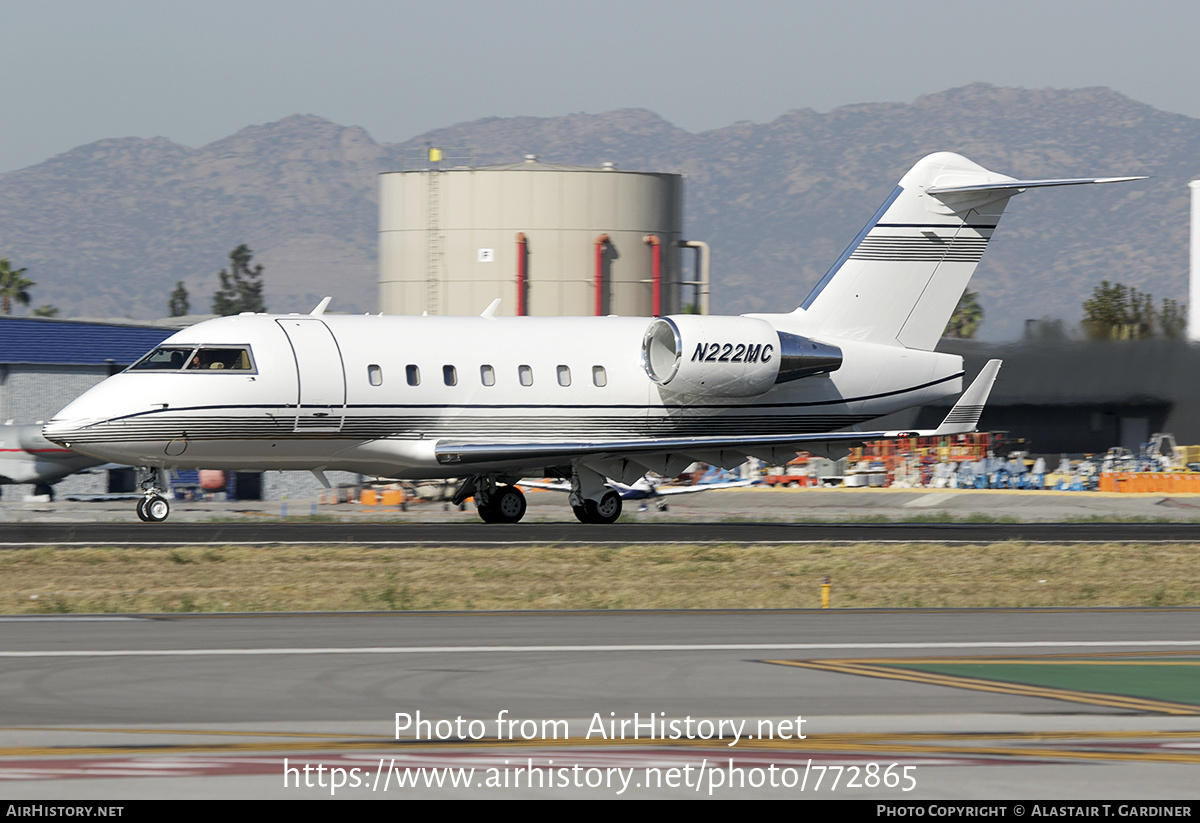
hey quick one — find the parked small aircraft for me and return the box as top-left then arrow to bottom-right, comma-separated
519,473 -> 760,512
0,422 -> 104,499
43,152 -> 1140,523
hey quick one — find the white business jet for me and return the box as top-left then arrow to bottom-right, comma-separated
43,153 -> 1140,523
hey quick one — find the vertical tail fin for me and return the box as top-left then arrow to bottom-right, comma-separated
799,152 -> 1142,351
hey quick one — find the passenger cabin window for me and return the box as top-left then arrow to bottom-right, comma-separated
406,365 -> 420,386
518,365 -> 533,387
480,365 -> 495,386
368,364 -> 383,386
592,365 -> 607,387
557,365 -> 571,387
129,345 -> 255,372
443,365 -> 457,386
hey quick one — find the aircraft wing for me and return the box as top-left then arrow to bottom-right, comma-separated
437,361 -> 1002,470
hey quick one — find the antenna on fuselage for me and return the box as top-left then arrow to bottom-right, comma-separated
480,298 -> 502,318
309,297 -> 332,316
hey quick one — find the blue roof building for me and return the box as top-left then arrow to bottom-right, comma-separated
0,316 -> 174,367
0,316 -> 175,423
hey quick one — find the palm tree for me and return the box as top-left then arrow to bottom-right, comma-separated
0,258 -> 34,315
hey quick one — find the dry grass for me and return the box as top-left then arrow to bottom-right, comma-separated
2,542 -> 1198,614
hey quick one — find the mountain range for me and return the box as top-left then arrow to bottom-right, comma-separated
0,83 -> 1195,340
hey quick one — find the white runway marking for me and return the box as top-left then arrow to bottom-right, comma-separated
4,640 -> 1200,657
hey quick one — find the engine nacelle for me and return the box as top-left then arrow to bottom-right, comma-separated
641,316 -> 842,397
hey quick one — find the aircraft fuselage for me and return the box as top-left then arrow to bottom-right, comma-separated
44,311 -> 963,479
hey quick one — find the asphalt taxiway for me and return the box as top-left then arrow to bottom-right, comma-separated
7,485 -> 1200,527
4,485 -> 1200,544
6,520 -> 1200,545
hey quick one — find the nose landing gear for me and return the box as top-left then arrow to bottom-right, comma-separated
136,494 -> 171,522
135,468 -> 171,522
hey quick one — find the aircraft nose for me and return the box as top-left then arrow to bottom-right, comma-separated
42,418 -> 92,447
43,390 -> 110,446
42,415 -> 132,464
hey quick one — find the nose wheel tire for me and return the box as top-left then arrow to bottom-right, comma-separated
137,495 -> 170,522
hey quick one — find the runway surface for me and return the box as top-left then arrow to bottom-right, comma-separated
8,520 -> 1200,545
5,488 -> 1199,798
3,609 -> 1199,799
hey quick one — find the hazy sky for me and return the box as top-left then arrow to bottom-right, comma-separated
3,0 -> 1198,173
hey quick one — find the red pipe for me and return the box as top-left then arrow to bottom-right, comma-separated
645,234 -> 662,317
515,232 -> 527,316
594,234 -> 610,316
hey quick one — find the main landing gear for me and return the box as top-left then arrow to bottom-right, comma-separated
455,477 -> 528,524
478,484 -> 527,524
135,467 -> 171,522
571,490 -> 622,524
454,464 -> 624,524
569,463 -> 622,524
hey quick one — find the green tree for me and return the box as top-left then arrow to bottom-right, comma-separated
169,281 -> 190,317
212,245 -> 265,316
31,304 -> 59,317
1083,280 -> 1131,339
0,258 -> 34,315
1082,280 -> 1184,340
1160,297 -> 1187,339
943,290 -> 984,339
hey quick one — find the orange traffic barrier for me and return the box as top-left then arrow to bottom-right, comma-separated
1102,471 -> 1200,493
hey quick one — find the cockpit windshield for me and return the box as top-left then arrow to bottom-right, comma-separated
128,345 -> 255,372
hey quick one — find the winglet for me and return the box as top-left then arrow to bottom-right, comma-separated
933,360 -> 1002,435
309,297 -> 332,316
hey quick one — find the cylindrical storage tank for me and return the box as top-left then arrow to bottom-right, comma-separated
379,158 -> 683,317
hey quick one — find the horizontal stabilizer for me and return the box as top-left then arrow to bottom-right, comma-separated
932,359 -> 1001,435
927,176 -> 1146,195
